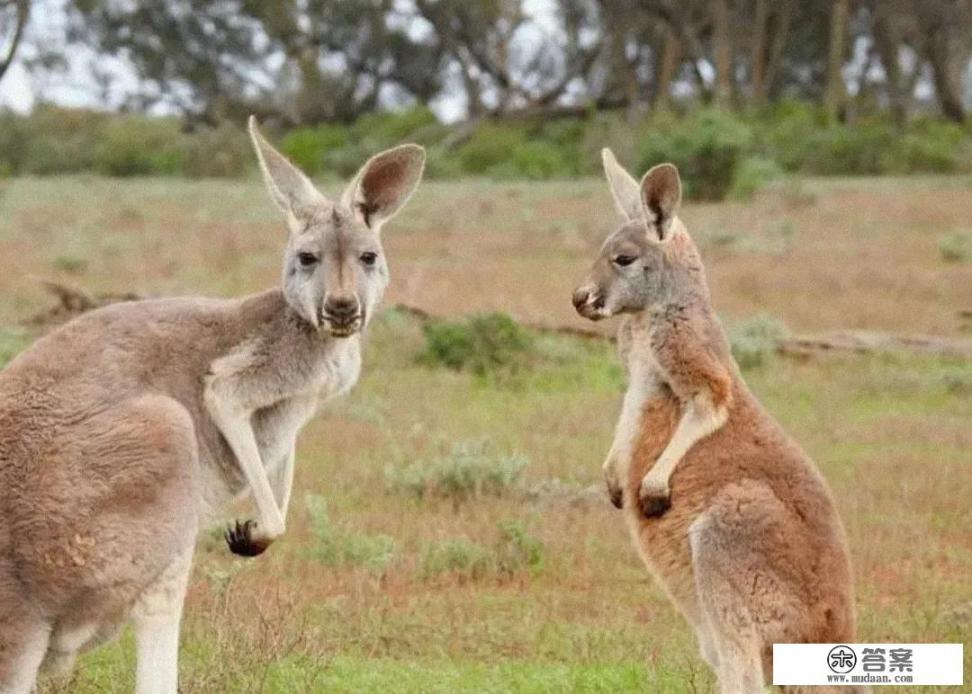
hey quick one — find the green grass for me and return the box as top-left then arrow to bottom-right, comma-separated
1,176 -> 968,693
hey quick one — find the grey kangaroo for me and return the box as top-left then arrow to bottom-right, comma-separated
0,117 -> 425,694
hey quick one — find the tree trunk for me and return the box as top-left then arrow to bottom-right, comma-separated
764,1 -> 792,100
750,0 -> 769,104
0,0 -> 30,84
824,0 -> 849,121
655,26 -> 682,111
710,0 -> 732,108
871,10 -> 908,124
926,40 -> 966,123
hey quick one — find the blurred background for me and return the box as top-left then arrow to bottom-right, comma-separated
1,3 -> 971,692
1,0 -> 972,194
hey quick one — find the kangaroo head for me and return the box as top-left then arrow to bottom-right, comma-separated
248,116 -> 425,337
573,149 -> 702,321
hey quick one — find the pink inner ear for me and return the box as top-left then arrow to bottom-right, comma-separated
360,153 -> 413,218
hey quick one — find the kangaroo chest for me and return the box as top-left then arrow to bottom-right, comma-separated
252,339 -> 362,467
614,320 -> 671,471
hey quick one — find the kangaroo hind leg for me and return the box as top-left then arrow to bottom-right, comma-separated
0,605 -> 50,694
132,543 -> 194,694
689,481 -> 803,694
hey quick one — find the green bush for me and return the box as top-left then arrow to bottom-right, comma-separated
494,519 -> 544,576
939,232 -> 972,263
451,119 -> 584,179
280,124 -> 347,175
419,312 -> 533,376
2,102 -> 969,181
638,109 -> 753,200
94,117 -> 187,176
729,314 -> 790,369
420,539 -> 493,580
14,106 -> 107,174
455,124 -> 528,175
305,494 -> 395,574
420,521 -> 543,581
730,156 -> 783,200
183,123 -> 251,177
387,439 -> 528,503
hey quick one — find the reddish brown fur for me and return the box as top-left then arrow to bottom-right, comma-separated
580,153 -> 861,692
623,377 -> 857,667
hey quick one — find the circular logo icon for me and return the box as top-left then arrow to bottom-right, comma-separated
828,645 -> 857,674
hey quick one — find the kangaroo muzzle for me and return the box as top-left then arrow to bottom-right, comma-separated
572,286 -> 606,320
321,293 -> 362,336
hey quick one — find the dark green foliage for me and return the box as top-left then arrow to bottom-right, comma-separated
638,110 -> 754,201
94,118 -> 187,176
419,313 -> 534,376
0,107 -> 251,178
2,104 -> 970,194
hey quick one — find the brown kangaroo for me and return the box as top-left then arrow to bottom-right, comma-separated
0,117 -> 424,694
572,149 -> 861,693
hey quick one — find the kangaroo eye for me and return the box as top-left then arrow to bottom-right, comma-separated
360,252 -> 378,266
613,254 -> 637,267
297,252 -> 319,268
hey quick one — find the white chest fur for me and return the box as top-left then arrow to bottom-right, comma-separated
254,336 -> 362,468
611,320 -> 668,472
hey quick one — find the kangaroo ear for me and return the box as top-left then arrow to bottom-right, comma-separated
248,115 -> 327,218
601,148 -> 643,222
640,163 -> 682,241
341,144 -> 426,231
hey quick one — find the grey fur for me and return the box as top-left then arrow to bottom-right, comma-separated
0,118 -> 425,693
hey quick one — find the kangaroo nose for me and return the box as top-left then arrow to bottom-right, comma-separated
325,294 -> 359,320
572,288 -> 591,310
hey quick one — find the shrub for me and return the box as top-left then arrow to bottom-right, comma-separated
508,140 -> 575,179
305,494 -> 395,574
730,156 -> 783,200
183,123 -> 251,178
420,539 -> 493,580
494,519 -> 544,576
94,117 -> 187,176
638,109 -> 753,200
351,106 -> 441,143
455,124 -> 529,175
419,312 -> 533,376
50,252 -> 88,274
729,314 -> 790,369
387,439 -> 528,503
420,520 -> 543,581
939,232 -> 972,263
16,106 -> 107,174
280,124 -> 347,175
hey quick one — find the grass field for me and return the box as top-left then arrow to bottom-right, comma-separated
0,175 -> 970,692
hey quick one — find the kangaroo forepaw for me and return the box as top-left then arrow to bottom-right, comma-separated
225,519 -> 272,557
638,480 -> 672,518
607,484 -> 623,509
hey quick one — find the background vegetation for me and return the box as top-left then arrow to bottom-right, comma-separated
2,103 -> 971,201
3,1 -> 972,200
